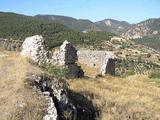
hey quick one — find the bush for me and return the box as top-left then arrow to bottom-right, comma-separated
149,71 -> 160,79
42,63 -> 68,79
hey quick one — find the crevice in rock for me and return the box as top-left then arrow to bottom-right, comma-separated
26,73 -> 77,120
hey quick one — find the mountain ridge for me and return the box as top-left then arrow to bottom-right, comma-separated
35,15 -> 102,32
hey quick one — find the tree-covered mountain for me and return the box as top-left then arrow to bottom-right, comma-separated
0,12 -> 114,49
121,18 -> 160,39
35,15 -> 102,32
35,15 -> 132,35
95,19 -> 131,35
134,34 -> 160,52
1,12 -> 160,52
120,18 -> 160,52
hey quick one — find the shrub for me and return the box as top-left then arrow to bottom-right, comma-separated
149,71 -> 160,79
42,63 -> 68,79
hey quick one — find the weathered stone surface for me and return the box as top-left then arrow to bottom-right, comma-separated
100,58 -> 115,76
0,38 -> 22,51
52,40 -> 84,78
59,40 -> 77,65
21,36 -> 83,77
43,97 -> 58,120
77,50 -> 115,76
26,73 -> 77,120
21,35 -> 48,64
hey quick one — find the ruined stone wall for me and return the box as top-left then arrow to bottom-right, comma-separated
77,50 -> 114,68
21,35 -> 49,64
52,40 -> 84,78
0,38 -> 22,51
77,50 -> 115,76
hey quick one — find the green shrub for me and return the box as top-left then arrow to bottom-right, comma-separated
149,71 -> 160,79
42,63 -> 68,79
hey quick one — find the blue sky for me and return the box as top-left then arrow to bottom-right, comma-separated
0,0 -> 159,23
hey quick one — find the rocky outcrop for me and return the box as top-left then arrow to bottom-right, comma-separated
95,19 -> 131,35
21,35 -> 48,64
26,73 -> 77,120
121,18 -> 160,39
121,24 -> 149,39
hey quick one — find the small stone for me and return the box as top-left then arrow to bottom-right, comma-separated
43,91 -> 50,96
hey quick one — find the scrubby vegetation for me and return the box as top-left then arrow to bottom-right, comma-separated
115,58 -> 160,77
134,35 -> 160,52
41,63 -> 67,79
0,12 -> 114,49
149,71 -> 160,79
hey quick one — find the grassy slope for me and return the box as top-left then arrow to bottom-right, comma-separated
0,51 -> 46,120
69,66 -> 160,120
0,52 -> 160,120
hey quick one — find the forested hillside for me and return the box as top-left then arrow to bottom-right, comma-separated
0,12 -> 114,49
35,15 -> 101,32
134,35 -> 160,52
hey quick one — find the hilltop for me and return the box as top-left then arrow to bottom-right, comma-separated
35,15 -> 101,32
95,19 -> 131,35
121,18 -> 160,52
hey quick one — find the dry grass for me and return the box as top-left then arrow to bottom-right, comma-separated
79,63 -> 99,78
69,67 -> 160,120
0,51 -> 46,120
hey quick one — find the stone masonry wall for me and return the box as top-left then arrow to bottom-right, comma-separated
77,50 -> 114,68
0,38 -> 22,51
77,50 -> 115,75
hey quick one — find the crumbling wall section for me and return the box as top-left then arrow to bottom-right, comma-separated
21,35 -> 49,64
77,50 -> 115,76
0,38 -> 22,51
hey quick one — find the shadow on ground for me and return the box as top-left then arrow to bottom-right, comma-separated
67,89 -> 100,120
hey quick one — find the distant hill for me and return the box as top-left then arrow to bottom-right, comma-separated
1,12 -> 160,52
134,34 -> 160,52
121,18 -> 160,52
35,15 -> 133,35
95,19 -> 131,35
0,12 -> 114,49
121,18 -> 160,39
35,15 -> 102,32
